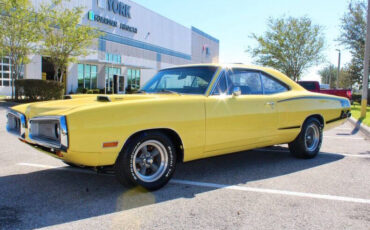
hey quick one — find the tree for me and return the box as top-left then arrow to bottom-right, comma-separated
39,0 -> 103,82
338,0 -> 367,87
338,66 -> 354,89
0,0 -> 41,99
248,16 -> 325,81
318,64 -> 337,88
318,64 -> 353,89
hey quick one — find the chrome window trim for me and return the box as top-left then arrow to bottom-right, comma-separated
228,68 -> 265,95
209,69 -> 227,96
259,72 -> 265,94
29,116 -> 68,150
6,110 -> 26,139
258,70 -> 291,93
217,67 -> 292,95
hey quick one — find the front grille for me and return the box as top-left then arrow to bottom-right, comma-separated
30,120 -> 60,142
28,116 -> 68,150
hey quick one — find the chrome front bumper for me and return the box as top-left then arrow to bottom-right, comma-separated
6,110 -> 26,139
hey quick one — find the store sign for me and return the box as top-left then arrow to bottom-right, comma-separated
107,0 -> 131,18
88,11 -> 138,33
97,0 -> 131,19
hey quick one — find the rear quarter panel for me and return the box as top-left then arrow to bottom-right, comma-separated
274,91 -> 347,144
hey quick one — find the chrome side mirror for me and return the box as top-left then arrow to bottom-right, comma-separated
232,87 -> 241,96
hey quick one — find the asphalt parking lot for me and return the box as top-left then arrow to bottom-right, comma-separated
0,101 -> 369,230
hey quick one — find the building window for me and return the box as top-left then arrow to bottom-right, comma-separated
105,53 -> 121,64
0,57 -> 23,87
78,64 -> 97,89
1,57 -> 11,87
205,47 -> 210,56
105,67 -> 121,92
127,68 -> 140,90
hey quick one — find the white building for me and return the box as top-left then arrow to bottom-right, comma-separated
0,0 -> 219,95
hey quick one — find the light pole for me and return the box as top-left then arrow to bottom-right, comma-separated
361,0 -> 370,118
336,49 -> 341,89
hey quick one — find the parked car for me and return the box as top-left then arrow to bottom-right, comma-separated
7,64 -> 351,190
297,81 -> 352,101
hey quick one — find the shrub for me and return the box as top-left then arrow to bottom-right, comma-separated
76,87 -> 88,94
352,93 -> 362,103
352,90 -> 370,105
125,85 -> 139,94
80,88 -> 101,94
15,79 -> 64,101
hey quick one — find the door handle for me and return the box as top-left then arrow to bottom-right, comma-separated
266,101 -> 275,108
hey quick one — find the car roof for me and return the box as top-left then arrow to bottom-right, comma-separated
160,63 -> 305,91
161,63 -> 264,70
161,63 -> 289,76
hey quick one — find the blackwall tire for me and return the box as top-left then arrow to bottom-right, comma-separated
288,117 -> 323,159
115,131 -> 177,191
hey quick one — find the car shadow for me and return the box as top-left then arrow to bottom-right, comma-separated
0,147 -> 343,229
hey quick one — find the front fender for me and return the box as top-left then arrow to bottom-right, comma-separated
65,97 -> 206,165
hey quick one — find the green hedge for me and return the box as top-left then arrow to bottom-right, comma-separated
352,93 -> 362,103
352,90 -> 370,105
76,88 -> 104,94
15,79 -> 64,101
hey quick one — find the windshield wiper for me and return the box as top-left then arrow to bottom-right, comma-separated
157,89 -> 180,95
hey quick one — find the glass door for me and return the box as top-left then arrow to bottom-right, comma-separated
118,76 -> 125,94
105,67 -> 121,93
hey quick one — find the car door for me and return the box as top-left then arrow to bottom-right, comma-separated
204,68 -> 279,154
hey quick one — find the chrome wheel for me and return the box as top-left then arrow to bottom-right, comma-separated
132,140 -> 168,183
304,124 -> 320,152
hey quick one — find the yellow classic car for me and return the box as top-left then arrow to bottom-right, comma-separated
6,64 -> 351,190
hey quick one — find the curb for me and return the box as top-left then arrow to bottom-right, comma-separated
348,117 -> 370,137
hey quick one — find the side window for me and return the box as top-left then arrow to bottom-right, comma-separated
228,70 -> 263,95
212,72 -> 227,95
261,73 -> 288,94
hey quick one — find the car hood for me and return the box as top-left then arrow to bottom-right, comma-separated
11,94 -> 168,118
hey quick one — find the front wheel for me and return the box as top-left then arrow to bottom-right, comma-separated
115,131 -> 177,190
289,117 -> 323,159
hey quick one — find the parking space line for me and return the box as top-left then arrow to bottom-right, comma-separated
332,128 -> 353,131
17,163 -> 57,169
170,179 -> 370,204
324,136 -> 365,140
17,162 -> 370,205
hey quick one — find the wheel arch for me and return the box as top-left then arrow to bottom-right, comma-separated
120,128 -> 184,163
302,114 -> 325,128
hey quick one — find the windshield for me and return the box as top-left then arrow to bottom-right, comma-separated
141,66 -> 218,94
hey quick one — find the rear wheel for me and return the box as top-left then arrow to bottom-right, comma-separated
115,131 -> 177,190
289,117 -> 323,159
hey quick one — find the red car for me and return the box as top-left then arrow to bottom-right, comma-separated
297,81 -> 352,101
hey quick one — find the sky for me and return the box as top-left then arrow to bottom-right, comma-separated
133,0 -> 353,82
